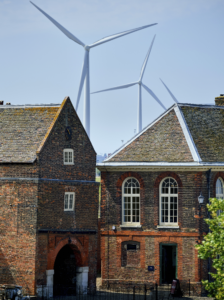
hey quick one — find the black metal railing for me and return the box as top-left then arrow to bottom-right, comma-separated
36,280 -> 203,300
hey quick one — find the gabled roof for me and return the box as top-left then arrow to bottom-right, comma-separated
0,102 -> 61,163
98,103 -> 224,168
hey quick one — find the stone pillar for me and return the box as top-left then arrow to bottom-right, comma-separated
46,269 -> 54,298
76,266 -> 89,294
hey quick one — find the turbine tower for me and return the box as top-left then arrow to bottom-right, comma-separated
30,1 -> 157,137
160,79 -> 179,103
92,35 -> 166,133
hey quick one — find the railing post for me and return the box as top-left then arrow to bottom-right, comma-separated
155,283 -> 158,300
189,279 -> 190,296
133,286 -> 135,300
144,284 -> 147,300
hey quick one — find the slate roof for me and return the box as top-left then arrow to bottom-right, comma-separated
0,103 -> 61,163
102,103 -> 224,164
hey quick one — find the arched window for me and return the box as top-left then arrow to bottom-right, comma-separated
216,178 -> 224,199
160,177 -> 178,225
216,178 -> 224,216
122,178 -> 140,225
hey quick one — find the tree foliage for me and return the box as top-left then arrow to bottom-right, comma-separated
195,197 -> 224,299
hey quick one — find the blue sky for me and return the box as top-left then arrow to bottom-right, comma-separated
1,0 -> 224,155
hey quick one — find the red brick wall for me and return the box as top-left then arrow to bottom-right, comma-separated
38,99 -> 96,181
100,170 -> 222,292
0,180 -> 38,294
0,98 -> 99,295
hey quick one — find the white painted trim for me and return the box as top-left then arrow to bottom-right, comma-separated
104,104 -> 176,162
159,177 -> 178,226
157,225 -> 179,229
63,149 -> 74,165
64,192 -> 75,211
216,177 -> 224,199
120,225 -> 142,228
122,177 -> 140,225
174,106 -> 201,162
104,102 -> 222,163
97,162 -> 224,167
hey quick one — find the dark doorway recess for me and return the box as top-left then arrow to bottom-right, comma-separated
161,244 -> 177,284
54,245 -> 77,296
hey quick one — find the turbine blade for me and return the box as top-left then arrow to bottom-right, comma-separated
142,83 -> 166,110
89,23 -> 157,48
91,82 -> 137,94
76,52 -> 88,111
30,1 -> 85,47
140,35 -> 156,81
160,78 -> 179,103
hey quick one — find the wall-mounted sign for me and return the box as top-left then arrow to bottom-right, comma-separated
148,266 -> 154,271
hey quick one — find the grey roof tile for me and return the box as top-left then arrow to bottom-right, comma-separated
0,105 -> 60,163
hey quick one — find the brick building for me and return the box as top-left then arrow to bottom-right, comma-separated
0,97 -> 99,296
97,95 -> 224,293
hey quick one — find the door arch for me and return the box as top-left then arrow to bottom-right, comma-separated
53,244 -> 82,296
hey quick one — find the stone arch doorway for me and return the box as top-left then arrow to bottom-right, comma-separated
53,244 -> 82,296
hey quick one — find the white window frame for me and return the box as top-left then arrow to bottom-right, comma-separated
64,192 -> 75,211
216,177 -> 224,216
159,177 -> 178,226
122,177 -> 140,226
63,149 -> 74,165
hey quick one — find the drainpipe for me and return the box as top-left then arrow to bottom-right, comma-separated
206,169 -> 211,283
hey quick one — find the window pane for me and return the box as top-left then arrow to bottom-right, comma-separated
216,178 -> 224,198
64,152 -> 68,162
123,178 -> 140,223
64,194 -> 68,209
69,151 -> 72,162
69,194 -> 73,209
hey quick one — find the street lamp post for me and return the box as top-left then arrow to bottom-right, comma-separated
198,192 -> 204,289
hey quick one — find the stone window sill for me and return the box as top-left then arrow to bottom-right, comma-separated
120,225 -> 142,228
157,225 -> 179,229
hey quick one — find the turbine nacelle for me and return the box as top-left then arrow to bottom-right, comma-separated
30,1 -> 158,137
92,35 -> 168,133
84,45 -> 90,51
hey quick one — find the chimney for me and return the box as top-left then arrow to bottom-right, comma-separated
6,102 -> 11,105
0,101 -> 3,105
215,94 -> 224,106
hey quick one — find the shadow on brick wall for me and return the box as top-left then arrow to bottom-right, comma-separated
0,248 -> 15,284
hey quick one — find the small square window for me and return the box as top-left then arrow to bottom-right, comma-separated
63,149 -> 74,165
64,192 -> 75,211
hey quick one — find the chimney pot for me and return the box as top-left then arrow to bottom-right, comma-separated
6,102 -> 11,105
215,95 -> 224,106
0,101 -> 3,105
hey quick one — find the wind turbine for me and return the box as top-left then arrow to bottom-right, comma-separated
160,79 -> 179,103
30,1 -> 157,137
91,35 -> 166,133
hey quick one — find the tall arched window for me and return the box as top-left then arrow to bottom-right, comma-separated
122,178 -> 140,225
216,178 -> 224,216
216,178 -> 224,199
160,177 -> 178,225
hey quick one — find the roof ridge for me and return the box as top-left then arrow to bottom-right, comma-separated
174,106 -> 201,162
177,103 -> 224,109
0,104 -> 61,108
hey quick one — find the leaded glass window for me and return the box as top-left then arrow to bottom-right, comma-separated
123,178 -> 140,224
160,177 -> 178,225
